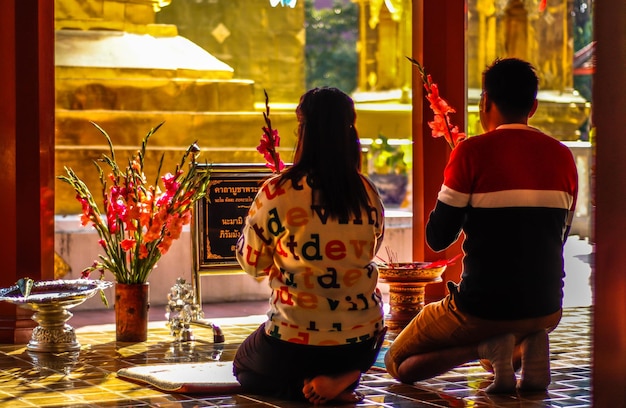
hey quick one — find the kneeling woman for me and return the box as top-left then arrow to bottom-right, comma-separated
234,87 -> 387,404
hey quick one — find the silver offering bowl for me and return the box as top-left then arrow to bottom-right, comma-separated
0,279 -> 113,352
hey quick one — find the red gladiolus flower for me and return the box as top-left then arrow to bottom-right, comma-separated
138,244 -> 149,259
407,57 -> 466,149
58,121 -> 212,284
78,196 -> 93,226
158,237 -> 173,255
121,239 -> 135,251
539,0 -> 547,12
166,214 -> 185,241
257,90 -> 285,173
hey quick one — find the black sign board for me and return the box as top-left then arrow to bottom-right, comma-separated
192,163 -> 273,275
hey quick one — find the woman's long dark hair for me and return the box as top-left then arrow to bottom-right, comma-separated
278,87 -> 371,220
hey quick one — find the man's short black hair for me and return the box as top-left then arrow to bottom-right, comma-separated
483,58 -> 539,120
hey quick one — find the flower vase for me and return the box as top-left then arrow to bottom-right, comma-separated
115,282 -> 150,342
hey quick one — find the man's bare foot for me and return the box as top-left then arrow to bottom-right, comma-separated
480,344 -> 523,373
302,370 -> 361,405
517,330 -> 551,391
478,334 -> 516,394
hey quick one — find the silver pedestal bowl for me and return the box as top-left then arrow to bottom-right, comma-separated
0,279 -> 113,352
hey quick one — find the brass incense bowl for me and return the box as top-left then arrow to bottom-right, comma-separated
377,262 -> 447,332
378,262 -> 446,282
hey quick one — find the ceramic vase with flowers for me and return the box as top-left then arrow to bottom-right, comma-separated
58,122 -> 211,342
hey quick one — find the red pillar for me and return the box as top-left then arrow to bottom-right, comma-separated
0,0 -> 55,343
593,0 -> 626,404
412,0 -> 465,301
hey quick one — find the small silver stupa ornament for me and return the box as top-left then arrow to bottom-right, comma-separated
165,278 -> 203,342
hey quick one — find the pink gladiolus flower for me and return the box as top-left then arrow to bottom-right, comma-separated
158,172 -> 181,207
107,211 -> 118,233
162,172 -> 181,191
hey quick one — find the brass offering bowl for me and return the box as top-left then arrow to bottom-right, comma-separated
378,262 -> 447,282
378,262 -> 447,333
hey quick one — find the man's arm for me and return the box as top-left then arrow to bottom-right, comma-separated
425,200 -> 466,251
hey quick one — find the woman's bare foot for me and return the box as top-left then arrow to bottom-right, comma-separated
302,370 -> 361,405
334,390 -> 364,403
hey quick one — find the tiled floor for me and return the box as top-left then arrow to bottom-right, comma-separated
0,237 -> 593,407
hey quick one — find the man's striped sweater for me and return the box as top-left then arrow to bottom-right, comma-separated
426,125 -> 579,320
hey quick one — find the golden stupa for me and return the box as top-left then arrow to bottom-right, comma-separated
54,0 -> 302,214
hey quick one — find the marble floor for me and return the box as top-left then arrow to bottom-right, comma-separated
0,236 -> 593,407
